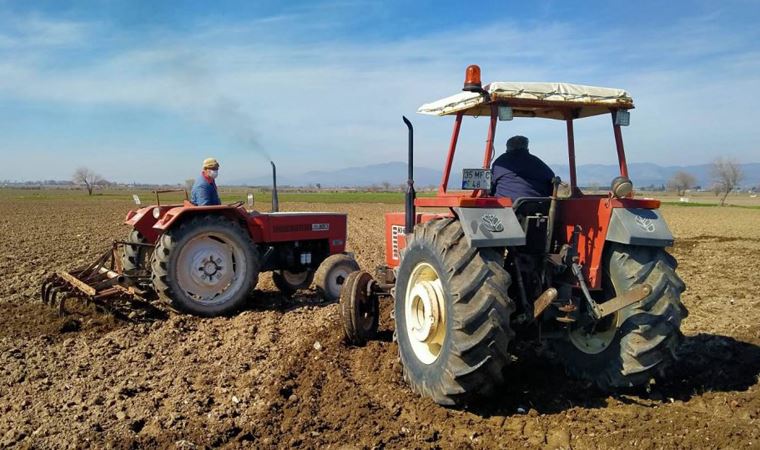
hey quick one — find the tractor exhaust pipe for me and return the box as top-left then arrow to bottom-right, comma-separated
271,161 -> 279,213
403,116 -> 416,234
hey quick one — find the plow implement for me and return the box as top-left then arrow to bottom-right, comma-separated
40,242 -> 163,321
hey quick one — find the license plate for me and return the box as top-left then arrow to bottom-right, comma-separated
461,168 -> 492,190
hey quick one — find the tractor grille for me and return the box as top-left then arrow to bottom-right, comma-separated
391,225 -> 404,260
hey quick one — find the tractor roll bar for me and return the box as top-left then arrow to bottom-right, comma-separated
564,110 -> 578,192
439,112 -> 463,194
402,116 -> 416,234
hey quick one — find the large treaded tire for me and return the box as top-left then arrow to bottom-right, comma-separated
151,215 -> 259,317
394,218 -> 515,406
122,229 -> 151,273
552,243 -> 688,389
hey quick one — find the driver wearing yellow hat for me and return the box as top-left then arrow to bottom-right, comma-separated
190,158 -> 222,206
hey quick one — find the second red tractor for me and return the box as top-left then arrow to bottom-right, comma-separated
42,163 -> 359,317
340,65 -> 688,406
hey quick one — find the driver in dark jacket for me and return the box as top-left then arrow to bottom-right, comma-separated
491,136 -> 554,199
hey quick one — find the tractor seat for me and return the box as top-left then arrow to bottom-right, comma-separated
511,197 -> 552,253
511,197 -> 551,218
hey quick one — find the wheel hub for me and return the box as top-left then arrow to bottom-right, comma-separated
192,252 -> 226,285
405,263 -> 447,365
568,313 -> 619,354
327,269 -> 350,298
409,280 -> 443,343
174,233 -> 246,304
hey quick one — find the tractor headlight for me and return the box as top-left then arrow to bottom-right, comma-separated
610,176 -> 633,198
614,110 -> 631,126
152,207 -> 161,219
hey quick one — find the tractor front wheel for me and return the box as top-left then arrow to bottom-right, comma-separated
151,215 -> 259,316
394,218 -> 515,406
551,243 -> 688,389
314,254 -> 360,302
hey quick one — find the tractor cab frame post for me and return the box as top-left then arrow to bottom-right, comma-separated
565,110 -> 578,193
611,110 -> 630,178
438,112 -> 463,194
477,104 -> 499,197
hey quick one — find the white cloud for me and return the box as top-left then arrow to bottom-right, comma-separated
0,13 -> 91,49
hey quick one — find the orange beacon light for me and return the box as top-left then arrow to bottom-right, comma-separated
462,64 -> 482,92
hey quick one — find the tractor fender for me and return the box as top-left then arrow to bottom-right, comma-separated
605,208 -> 674,247
125,206 -> 153,227
453,207 -> 526,247
153,205 -> 250,234
125,206 -> 161,243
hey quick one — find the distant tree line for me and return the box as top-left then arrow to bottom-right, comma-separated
663,158 -> 744,206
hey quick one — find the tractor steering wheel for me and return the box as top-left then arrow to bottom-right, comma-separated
228,200 -> 245,208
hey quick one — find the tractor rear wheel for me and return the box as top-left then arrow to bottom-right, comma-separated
122,229 -> 152,273
314,254 -> 360,302
394,218 -> 515,406
272,269 -> 314,296
151,215 -> 259,316
551,243 -> 688,389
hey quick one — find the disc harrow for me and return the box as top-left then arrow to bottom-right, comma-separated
40,242 -> 162,321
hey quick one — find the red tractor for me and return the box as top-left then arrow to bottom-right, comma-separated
340,66 -> 688,406
42,162 -> 359,317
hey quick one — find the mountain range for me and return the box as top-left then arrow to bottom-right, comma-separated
232,162 -> 760,189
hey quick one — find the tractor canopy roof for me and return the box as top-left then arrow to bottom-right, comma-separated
417,81 -> 633,120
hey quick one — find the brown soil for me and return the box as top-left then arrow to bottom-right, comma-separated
1,196 -> 759,449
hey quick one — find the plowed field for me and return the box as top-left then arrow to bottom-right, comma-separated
1,192 -> 759,449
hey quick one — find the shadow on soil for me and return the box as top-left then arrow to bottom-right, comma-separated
1,287 -> 331,341
0,301 -> 126,340
243,289 -> 336,313
77,288 -> 334,323
466,333 -> 760,418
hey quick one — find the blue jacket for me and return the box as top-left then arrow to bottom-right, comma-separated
491,148 -> 555,199
190,174 -> 221,206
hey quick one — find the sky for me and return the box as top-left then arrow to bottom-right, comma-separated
1,0 -> 759,184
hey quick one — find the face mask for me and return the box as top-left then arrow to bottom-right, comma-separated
208,169 -> 219,179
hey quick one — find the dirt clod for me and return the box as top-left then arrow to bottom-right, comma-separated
546,427 -> 571,449
59,318 -> 81,333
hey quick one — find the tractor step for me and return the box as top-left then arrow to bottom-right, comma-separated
555,316 -> 576,323
556,302 -> 577,323
533,287 -> 558,319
